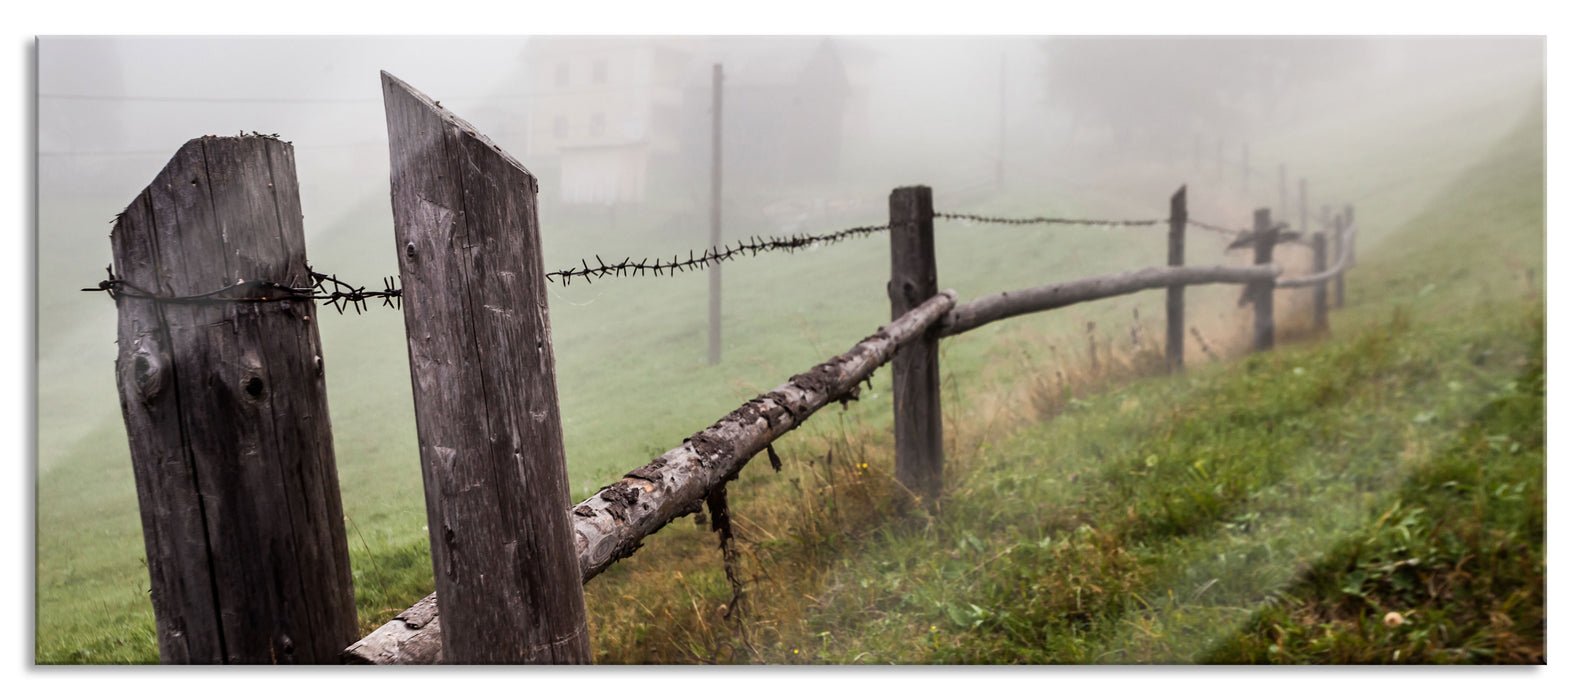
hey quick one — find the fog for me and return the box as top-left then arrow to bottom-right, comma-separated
36,35 -> 1542,476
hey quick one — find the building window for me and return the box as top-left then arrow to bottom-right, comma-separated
590,113 -> 605,138
592,59 -> 607,84
553,115 -> 568,140
554,62 -> 569,88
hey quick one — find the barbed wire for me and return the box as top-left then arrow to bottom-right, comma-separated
935,211 -> 1163,228
545,221 -> 897,286
82,266 -> 402,315
1186,219 -> 1244,236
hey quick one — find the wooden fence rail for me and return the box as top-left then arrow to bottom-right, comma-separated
101,72 -> 1362,665
344,289 -> 961,664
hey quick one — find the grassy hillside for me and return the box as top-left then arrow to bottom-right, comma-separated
34,64 -> 1541,662
574,101 -> 1544,664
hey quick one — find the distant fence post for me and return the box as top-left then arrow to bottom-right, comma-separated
1242,143 -> 1250,194
381,72 -> 591,664
889,185 -> 944,503
1312,228 -> 1330,333
1165,186 -> 1187,372
109,135 -> 357,664
1298,177 -> 1308,237
1252,207 -> 1276,351
1342,204 -> 1356,305
1333,208 -> 1348,309
708,63 -> 724,366
1217,137 -> 1224,182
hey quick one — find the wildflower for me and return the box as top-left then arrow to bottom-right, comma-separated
1384,612 -> 1405,627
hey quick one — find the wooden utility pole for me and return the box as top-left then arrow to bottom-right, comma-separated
110,135 -> 357,664
1252,208 -> 1276,351
708,64 -> 725,366
888,186 -> 944,503
1278,163 -> 1287,222
381,71 -> 590,664
1217,137 -> 1224,182
1165,186 -> 1187,372
996,53 -> 1006,190
1242,143 -> 1250,194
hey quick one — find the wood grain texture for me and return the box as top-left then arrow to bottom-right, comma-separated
343,291 -> 960,664
936,263 -> 1281,339
381,71 -> 590,664
1165,186 -> 1187,372
110,135 -> 357,664
888,186 -> 944,502
1252,208 -> 1276,351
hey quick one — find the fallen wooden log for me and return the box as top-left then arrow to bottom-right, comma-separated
343,290 -> 959,664
936,263 -> 1282,338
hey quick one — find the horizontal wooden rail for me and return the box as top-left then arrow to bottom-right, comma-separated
344,290 -> 960,664
936,263 -> 1283,338
1275,222 -> 1357,289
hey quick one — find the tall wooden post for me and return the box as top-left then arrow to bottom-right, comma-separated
1278,163 -> 1287,221
381,72 -> 591,664
1312,230 -> 1330,333
1252,207 -> 1276,351
889,186 -> 943,502
110,135 -> 357,664
1165,186 -> 1187,372
708,63 -> 724,366
1241,143 -> 1250,194
996,53 -> 1006,190
1217,137 -> 1224,182
1333,208 -> 1348,309
1298,178 -> 1308,237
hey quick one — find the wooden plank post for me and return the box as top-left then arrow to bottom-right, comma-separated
1333,208 -> 1348,309
1165,186 -> 1187,372
889,186 -> 944,503
708,63 -> 724,366
1252,207 -> 1276,351
381,72 -> 591,664
109,135 -> 357,664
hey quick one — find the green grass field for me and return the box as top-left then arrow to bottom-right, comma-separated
34,58 -> 1542,663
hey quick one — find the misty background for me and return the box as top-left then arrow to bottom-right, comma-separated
37,36 -> 1540,476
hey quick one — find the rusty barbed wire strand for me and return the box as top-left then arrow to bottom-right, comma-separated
935,211 -> 1163,227
81,265 -> 402,315
545,221 -> 899,286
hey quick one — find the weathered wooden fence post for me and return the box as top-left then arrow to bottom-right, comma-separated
889,185 -> 944,502
1333,208 -> 1348,309
1343,204 -> 1356,305
110,134 -> 357,664
1252,207 -> 1276,351
1165,186 -> 1187,372
708,63 -> 724,366
381,71 -> 591,664
1312,228 -> 1330,333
